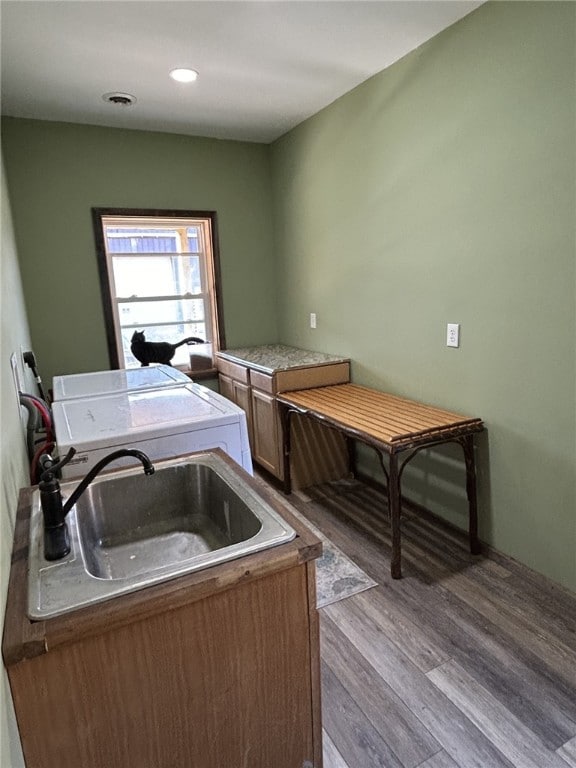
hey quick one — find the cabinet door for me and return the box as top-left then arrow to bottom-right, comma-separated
233,380 -> 253,448
251,388 -> 283,479
232,379 -> 251,416
9,564 -> 320,768
219,373 -> 235,403
220,374 -> 254,450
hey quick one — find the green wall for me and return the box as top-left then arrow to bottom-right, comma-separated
271,2 -> 576,590
1,120 -> 278,385
1,157 -> 30,767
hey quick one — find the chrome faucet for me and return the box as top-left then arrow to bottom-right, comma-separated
39,447 -> 155,561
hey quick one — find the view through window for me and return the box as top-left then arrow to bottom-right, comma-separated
92,210 -> 223,371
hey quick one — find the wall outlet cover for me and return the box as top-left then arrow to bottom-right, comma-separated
447,323 -> 460,347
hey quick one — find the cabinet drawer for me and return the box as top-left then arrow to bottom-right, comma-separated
216,357 -> 250,384
275,361 -> 350,393
250,370 -> 275,394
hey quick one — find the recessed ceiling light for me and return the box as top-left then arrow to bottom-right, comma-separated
170,68 -> 198,83
102,92 -> 137,106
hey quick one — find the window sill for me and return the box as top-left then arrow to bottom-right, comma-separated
184,367 -> 219,381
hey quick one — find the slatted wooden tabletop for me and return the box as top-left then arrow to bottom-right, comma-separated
278,383 -> 483,451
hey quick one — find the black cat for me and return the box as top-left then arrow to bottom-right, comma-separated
130,330 -> 205,367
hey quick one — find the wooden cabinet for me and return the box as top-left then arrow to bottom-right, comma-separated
219,372 -> 253,446
219,373 -> 251,414
3,476 -> 323,768
251,386 -> 281,475
217,351 -> 350,486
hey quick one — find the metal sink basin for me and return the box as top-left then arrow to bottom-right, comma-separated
28,452 -> 295,619
76,461 -> 264,580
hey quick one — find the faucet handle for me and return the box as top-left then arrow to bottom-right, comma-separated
39,447 -> 77,482
39,448 -> 77,560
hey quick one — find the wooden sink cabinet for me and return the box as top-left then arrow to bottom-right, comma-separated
2,458 -> 323,768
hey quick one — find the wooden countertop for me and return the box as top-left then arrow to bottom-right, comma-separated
2,456 -> 321,667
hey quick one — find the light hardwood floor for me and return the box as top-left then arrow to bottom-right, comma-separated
282,479 -> 576,768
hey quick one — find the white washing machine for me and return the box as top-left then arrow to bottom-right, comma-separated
52,365 -> 190,401
52,383 -> 253,479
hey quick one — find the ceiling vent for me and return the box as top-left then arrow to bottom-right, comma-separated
102,92 -> 137,106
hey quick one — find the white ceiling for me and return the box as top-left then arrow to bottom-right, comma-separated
1,1 -> 483,144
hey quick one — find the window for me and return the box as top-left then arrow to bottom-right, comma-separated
92,209 -> 224,373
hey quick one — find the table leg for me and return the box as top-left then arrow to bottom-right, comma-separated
345,436 -> 356,477
388,453 -> 402,579
462,434 -> 481,555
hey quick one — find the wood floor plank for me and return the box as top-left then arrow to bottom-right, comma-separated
427,659 -> 570,768
416,750 -> 460,768
321,661 -> 405,768
359,482 -> 576,648
347,480 -> 576,660
259,473 -> 576,768
340,579 -> 451,673
324,599 -> 514,768
503,568 -> 576,638
342,512 -> 576,743
438,567 -> 576,682
557,735 -> 576,767
321,613 -> 441,768
295,488 -> 576,749
401,512 -> 576,654
323,730 -> 350,768
309,485 -> 576,671
397,579 -> 576,749
483,543 -> 576,617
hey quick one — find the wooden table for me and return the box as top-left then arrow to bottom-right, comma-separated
277,383 -> 484,579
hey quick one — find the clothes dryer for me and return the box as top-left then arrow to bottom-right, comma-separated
52,383 -> 253,479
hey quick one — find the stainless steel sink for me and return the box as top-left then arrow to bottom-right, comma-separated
28,452 -> 295,619
76,461 -> 264,580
